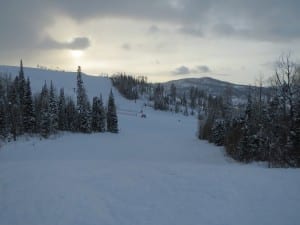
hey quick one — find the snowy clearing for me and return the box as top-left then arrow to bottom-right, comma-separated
1,108 -> 300,225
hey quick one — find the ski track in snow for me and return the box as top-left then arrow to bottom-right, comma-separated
0,66 -> 300,225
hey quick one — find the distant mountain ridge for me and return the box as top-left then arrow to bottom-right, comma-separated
162,77 -> 262,99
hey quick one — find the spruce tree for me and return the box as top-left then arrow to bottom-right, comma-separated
18,60 -> 26,134
106,90 -> 118,133
40,82 -> 50,138
76,66 -> 91,133
99,94 -> 106,132
49,81 -> 58,134
65,97 -> 77,131
23,78 -> 35,133
0,78 -> 8,139
92,96 -> 100,132
91,95 -> 106,132
8,77 -> 21,140
58,88 -> 67,131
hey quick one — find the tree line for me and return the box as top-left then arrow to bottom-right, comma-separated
0,61 -> 118,141
198,55 -> 300,167
111,73 -> 210,116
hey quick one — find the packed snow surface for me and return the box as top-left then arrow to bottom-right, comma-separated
0,66 -> 300,225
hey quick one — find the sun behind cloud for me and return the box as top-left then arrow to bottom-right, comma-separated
70,50 -> 83,59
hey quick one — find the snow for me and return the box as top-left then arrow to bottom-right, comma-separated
1,66 -> 300,225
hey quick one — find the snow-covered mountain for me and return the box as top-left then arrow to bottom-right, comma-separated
163,77 -> 267,99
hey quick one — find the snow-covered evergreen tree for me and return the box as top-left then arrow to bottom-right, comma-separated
23,78 -> 35,133
40,82 -> 50,138
98,94 -> 106,132
76,66 -> 91,133
211,119 -> 226,146
91,94 -> 106,132
106,90 -> 118,133
8,77 -> 21,140
18,60 -> 26,134
49,81 -> 58,134
58,88 -> 67,131
65,97 -> 77,132
0,78 -> 8,139
92,96 -> 101,132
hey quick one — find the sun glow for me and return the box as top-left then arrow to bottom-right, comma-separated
70,50 -> 83,58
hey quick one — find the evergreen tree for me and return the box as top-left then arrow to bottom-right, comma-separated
106,90 -> 118,133
98,94 -> 106,132
23,78 -> 35,133
92,96 -> 100,132
40,82 -> 50,138
154,84 -> 167,110
58,88 -> 67,131
18,60 -> 26,134
8,77 -> 21,140
76,66 -> 91,133
65,97 -> 77,131
211,119 -> 226,146
49,81 -> 58,133
170,83 -> 177,105
0,78 -> 8,139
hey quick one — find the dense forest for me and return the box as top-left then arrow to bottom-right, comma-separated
0,61 -> 118,141
198,56 -> 300,167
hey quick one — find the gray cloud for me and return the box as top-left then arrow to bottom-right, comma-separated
121,43 -> 131,51
212,23 -> 236,36
178,26 -> 203,37
0,0 -> 300,61
173,65 -> 212,75
173,66 -> 191,75
149,25 -> 160,34
41,37 -> 91,50
197,65 -> 211,73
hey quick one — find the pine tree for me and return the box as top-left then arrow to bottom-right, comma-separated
170,83 -> 177,105
91,95 -> 106,132
65,97 -> 77,131
58,88 -> 67,131
23,78 -> 35,133
76,66 -> 91,133
211,119 -> 226,146
154,84 -> 167,110
8,77 -> 21,140
99,94 -> 106,132
40,82 -> 50,138
49,81 -> 58,134
18,60 -> 26,134
106,90 -> 118,133
92,96 -> 100,132
0,78 -> 8,139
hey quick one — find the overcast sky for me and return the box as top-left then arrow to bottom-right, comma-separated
1,0 -> 300,84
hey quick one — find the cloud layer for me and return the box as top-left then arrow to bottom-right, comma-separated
173,65 -> 212,75
41,37 -> 91,50
1,0 -> 300,51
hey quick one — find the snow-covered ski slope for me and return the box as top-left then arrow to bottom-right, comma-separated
0,66 -> 300,225
0,65 -> 138,111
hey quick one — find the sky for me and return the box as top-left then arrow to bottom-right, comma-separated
0,0 -> 300,84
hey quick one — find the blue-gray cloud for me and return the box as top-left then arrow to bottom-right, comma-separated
0,0 -> 300,53
197,65 -> 211,73
173,65 -> 212,75
148,25 -> 160,34
173,66 -> 191,75
41,37 -> 91,50
121,43 -> 131,51
178,26 -> 203,37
